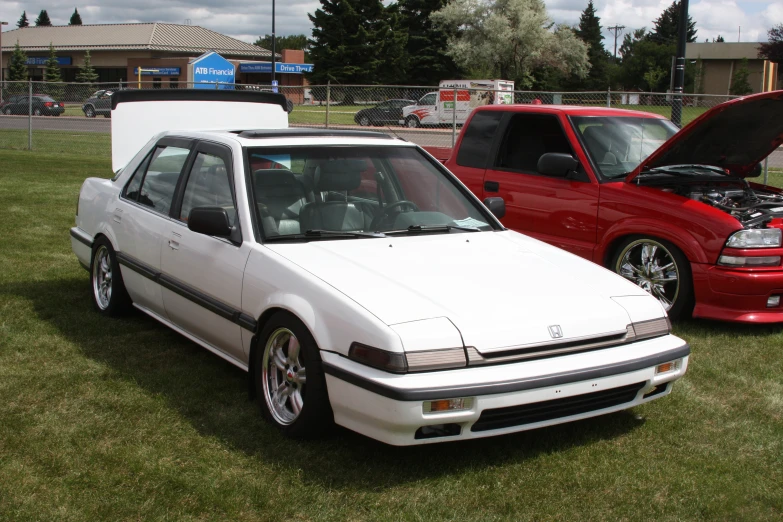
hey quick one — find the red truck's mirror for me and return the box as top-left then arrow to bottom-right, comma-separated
538,153 -> 579,178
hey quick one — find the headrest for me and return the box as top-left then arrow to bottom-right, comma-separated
253,168 -> 298,187
316,160 -> 364,191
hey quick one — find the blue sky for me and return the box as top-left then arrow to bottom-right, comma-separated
1,0 -> 781,51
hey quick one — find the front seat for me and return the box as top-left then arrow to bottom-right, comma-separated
253,169 -> 307,235
582,125 -> 616,165
299,161 -> 370,232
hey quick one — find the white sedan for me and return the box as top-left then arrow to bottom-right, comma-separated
70,91 -> 689,445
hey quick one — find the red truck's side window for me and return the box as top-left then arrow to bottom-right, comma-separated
456,111 -> 504,168
496,114 -> 574,173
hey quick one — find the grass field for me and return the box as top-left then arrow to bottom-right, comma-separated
1,149 -> 782,521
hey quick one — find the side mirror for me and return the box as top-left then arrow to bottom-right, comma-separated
747,162 -> 763,178
188,207 -> 234,238
538,153 -> 579,178
483,197 -> 506,219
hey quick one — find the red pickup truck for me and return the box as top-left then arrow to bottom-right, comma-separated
426,91 -> 783,323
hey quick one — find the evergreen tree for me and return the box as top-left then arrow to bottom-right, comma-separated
759,24 -> 783,64
70,8 -> 83,26
729,58 -> 753,95
17,11 -> 30,28
715,35 -> 725,42
649,1 -> 697,45
8,42 -> 29,82
573,0 -> 610,90
44,43 -> 64,99
397,0 -> 459,85
35,10 -> 53,27
76,50 -> 99,86
307,0 -> 407,92
254,34 -> 310,61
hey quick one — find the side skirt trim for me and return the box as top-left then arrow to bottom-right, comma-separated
323,344 -> 690,401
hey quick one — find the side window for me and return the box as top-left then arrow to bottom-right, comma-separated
122,154 -> 149,201
179,152 -> 236,226
495,114 -> 574,173
421,94 -> 436,105
456,111 -> 504,168
137,146 -> 190,214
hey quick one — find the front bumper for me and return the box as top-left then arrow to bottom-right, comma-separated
693,262 -> 783,322
322,335 -> 689,446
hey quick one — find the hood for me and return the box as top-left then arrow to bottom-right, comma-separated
266,231 -> 659,353
627,90 -> 783,182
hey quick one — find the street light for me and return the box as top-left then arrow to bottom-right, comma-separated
1,21 -> 8,104
270,0 -> 276,91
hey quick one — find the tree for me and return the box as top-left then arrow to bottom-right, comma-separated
17,11 -> 29,28
8,42 -> 29,82
573,0 -> 611,90
648,1 -> 697,45
397,0 -> 459,85
759,24 -> 783,63
35,10 -> 53,27
44,43 -> 64,99
254,34 -> 310,60
307,0 -> 407,89
70,8 -> 83,26
729,58 -> 753,96
714,35 -> 725,42
430,0 -> 589,89
76,50 -> 99,86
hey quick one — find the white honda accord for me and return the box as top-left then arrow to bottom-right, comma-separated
70,90 -> 689,445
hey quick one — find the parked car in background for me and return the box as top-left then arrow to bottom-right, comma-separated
353,99 -> 414,126
1,94 -> 64,116
70,89 -> 689,446
82,89 -> 115,118
430,91 -> 783,323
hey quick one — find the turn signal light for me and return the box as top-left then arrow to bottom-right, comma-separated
718,255 -> 781,267
423,397 -> 474,414
655,359 -> 681,374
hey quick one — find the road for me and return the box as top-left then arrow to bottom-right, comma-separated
2,114 -> 782,165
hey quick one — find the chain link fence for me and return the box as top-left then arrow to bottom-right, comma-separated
2,81 -> 781,174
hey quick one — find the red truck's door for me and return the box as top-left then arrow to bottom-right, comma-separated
445,110 -> 505,199
482,112 -> 599,260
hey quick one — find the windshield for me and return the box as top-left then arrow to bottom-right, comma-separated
246,145 -> 497,239
571,116 -> 678,179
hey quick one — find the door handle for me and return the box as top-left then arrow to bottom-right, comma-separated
168,240 -> 179,250
484,180 -> 500,192
112,207 -> 123,223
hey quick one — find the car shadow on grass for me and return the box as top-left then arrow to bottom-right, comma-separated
5,275 -> 698,490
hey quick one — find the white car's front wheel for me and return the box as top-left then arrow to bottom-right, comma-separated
256,312 -> 332,438
405,116 -> 420,128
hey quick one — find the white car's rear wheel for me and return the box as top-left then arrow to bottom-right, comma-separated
256,312 -> 332,438
90,238 -> 132,316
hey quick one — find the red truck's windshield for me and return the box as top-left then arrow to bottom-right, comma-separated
570,116 -> 679,179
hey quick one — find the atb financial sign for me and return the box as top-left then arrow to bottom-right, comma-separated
189,52 -> 236,89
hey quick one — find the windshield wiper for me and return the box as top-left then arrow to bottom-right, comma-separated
643,164 -> 729,176
265,229 -> 387,241
385,224 -> 481,235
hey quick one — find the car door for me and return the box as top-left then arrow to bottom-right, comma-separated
159,141 -> 250,364
482,112 -> 600,260
114,138 -> 194,316
97,91 -> 112,113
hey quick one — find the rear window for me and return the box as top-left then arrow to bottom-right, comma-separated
36,96 -> 56,102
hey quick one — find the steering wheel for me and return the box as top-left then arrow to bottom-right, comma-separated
371,200 -> 419,230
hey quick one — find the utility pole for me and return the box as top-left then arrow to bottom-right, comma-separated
0,21 -> 8,103
671,0 -> 689,127
608,25 -> 625,60
270,0 -> 277,92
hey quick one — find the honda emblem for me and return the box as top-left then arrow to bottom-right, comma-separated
548,325 -> 563,339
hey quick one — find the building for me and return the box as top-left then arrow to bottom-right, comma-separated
0,23 -> 312,93
686,42 -> 779,95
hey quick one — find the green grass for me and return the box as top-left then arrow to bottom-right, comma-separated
0,129 -> 110,156
1,149 -> 782,520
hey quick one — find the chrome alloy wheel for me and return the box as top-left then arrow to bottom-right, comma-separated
262,327 -> 307,425
92,245 -> 113,310
615,239 -> 679,311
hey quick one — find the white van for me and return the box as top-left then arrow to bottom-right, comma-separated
400,79 -> 514,128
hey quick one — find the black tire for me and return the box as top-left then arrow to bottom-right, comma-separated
255,311 -> 333,438
33,108 -> 42,116
405,116 -> 420,128
2,108 -> 10,115
358,115 -> 370,126
84,106 -> 96,118
610,236 -> 694,320
90,238 -> 133,316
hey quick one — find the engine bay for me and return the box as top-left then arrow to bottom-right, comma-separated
660,179 -> 783,227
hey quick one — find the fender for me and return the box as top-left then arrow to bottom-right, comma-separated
596,217 -> 709,265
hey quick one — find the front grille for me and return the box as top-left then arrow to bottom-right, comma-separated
471,382 -> 646,432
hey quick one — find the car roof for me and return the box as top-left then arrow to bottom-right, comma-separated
161,128 -> 413,148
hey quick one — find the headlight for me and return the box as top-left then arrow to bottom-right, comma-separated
348,343 -> 467,373
726,228 -> 781,248
627,317 -> 671,341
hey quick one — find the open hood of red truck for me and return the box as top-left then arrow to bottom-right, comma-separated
626,90 -> 783,182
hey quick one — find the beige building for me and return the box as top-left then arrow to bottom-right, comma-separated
0,23 -> 310,92
686,42 -> 779,95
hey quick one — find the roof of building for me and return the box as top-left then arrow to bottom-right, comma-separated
685,42 -> 763,60
0,23 -> 273,58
